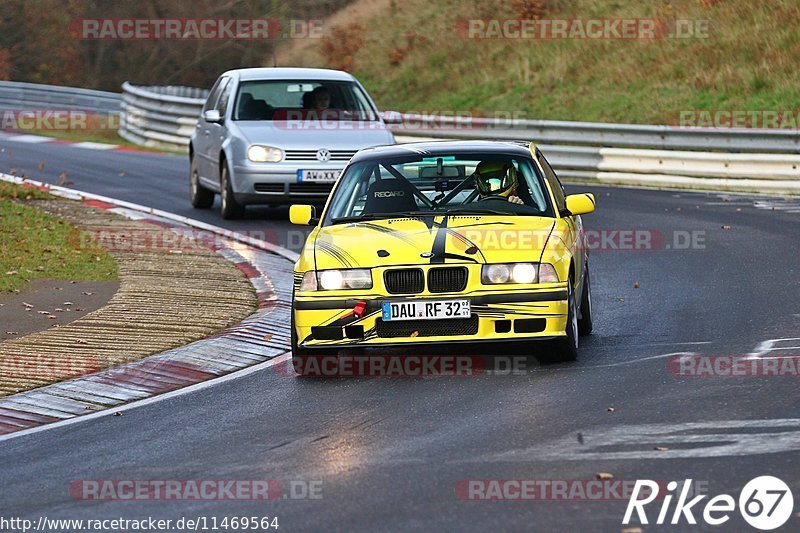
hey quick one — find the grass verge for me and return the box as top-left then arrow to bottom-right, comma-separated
0,182 -> 118,293
278,0 -> 800,125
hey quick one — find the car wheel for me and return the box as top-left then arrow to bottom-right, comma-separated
190,158 -> 214,209
542,280 -> 578,363
578,267 -> 593,336
220,163 -> 245,219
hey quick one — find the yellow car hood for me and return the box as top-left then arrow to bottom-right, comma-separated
311,215 -> 557,269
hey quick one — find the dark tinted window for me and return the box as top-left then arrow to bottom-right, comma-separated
538,150 -> 566,211
202,77 -> 226,113
216,78 -> 233,116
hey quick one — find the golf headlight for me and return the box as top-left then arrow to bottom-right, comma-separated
300,269 -> 373,291
481,263 -> 559,284
247,145 -> 283,162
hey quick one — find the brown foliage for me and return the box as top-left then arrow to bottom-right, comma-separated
321,23 -> 365,72
510,0 -> 550,20
0,49 -> 11,80
0,0 -> 353,90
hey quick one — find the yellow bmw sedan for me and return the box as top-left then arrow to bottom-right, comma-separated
289,140 -> 595,372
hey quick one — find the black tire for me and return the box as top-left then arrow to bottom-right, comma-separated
578,266 -> 593,336
220,162 -> 245,219
542,280 -> 579,363
190,157 -> 214,209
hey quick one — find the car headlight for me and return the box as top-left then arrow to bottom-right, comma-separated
481,263 -> 559,284
247,145 -> 283,162
299,269 -> 373,291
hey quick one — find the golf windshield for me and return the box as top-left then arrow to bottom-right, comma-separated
323,154 -> 554,225
233,80 -> 378,121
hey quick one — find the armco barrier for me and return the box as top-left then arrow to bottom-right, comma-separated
118,82 -> 207,152
393,113 -> 800,154
0,80 -> 121,114
1,81 -> 798,193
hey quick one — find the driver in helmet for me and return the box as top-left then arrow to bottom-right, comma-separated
474,161 -> 524,204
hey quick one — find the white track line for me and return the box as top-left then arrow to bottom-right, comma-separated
4,134 -> 53,143
71,141 -> 119,150
0,172 -> 300,441
0,354 -> 290,443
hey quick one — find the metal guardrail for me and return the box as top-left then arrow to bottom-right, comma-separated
118,82 -> 207,152
539,144 -> 800,194
1,81 -> 798,193
392,113 -> 800,154
0,80 -> 121,114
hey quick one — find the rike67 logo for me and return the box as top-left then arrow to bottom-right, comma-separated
623,476 -> 794,530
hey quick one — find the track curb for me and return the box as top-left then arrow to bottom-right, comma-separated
0,174 -> 295,438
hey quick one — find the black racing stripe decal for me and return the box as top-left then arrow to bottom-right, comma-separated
359,222 -> 431,248
537,221 -> 556,265
443,228 -> 486,263
430,216 -> 448,264
316,240 -> 354,268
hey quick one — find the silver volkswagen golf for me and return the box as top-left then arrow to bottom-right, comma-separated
190,67 -> 397,219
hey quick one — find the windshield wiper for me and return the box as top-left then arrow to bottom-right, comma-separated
330,212 -> 424,224
442,208 -> 518,216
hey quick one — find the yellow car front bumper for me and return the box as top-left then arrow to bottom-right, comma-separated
293,284 -> 569,349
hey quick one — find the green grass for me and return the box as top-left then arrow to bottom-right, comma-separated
284,0 -> 800,125
0,183 -> 118,292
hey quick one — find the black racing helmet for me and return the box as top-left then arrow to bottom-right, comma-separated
474,161 -> 518,197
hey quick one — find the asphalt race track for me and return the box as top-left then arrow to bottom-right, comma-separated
2,137 -> 800,531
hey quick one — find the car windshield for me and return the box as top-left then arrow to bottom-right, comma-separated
322,153 -> 554,225
233,79 -> 378,121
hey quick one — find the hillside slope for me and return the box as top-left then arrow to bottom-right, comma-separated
277,0 -> 800,125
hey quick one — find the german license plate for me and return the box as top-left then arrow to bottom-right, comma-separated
382,299 -> 470,321
298,169 -> 340,183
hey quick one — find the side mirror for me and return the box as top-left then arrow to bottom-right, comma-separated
564,193 -> 595,216
203,109 -> 222,123
290,204 -> 317,226
381,110 -> 403,125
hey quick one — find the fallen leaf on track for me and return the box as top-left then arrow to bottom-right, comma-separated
595,472 -> 614,480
